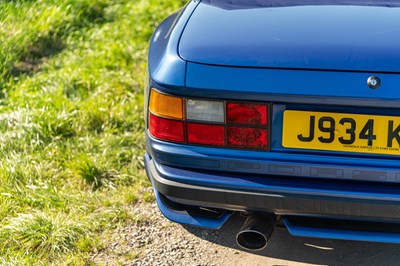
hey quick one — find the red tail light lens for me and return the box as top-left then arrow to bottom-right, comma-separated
149,114 -> 184,143
227,102 -> 267,125
187,123 -> 225,146
227,126 -> 268,149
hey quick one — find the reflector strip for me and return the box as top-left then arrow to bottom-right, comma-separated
149,90 -> 184,119
187,123 -> 225,146
149,114 -> 184,142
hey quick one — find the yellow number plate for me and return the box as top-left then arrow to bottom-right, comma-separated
282,110 -> 400,155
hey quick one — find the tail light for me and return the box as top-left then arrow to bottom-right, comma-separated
187,123 -> 225,146
148,89 -> 270,150
149,114 -> 184,143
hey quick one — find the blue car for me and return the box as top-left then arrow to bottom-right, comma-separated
144,0 -> 400,250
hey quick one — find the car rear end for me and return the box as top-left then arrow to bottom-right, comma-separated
145,0 -> 400,247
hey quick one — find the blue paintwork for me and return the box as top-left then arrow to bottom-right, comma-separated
185,62 -> 400,108
152,186 -> 232,229
146,151 -> 400,234
145,155 -> 233,229
148,137 -> 400,200
148,133 -> 400,183
152,157 -> 400,202
283,218 -> 400,244
179,3 -> 400,72
145,0 -> 400,243
201,0 -> 400,10
147,1 -> 199,88
145,1 -> 199,128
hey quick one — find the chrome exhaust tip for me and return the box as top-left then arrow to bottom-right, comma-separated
236,214 -> 276,251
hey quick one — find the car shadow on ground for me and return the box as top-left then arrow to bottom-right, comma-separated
183,213 -> 400,265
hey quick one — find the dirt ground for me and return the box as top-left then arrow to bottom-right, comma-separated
96,203 -> 400,266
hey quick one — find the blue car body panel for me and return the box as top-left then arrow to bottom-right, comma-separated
148,132 -> 400,183
179,2 -> 400,72
145,0 -> 400,243
147,0 -> 199,88
283,217 -> 400,244
185,62 -> 400,108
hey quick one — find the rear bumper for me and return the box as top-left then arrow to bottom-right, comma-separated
145,153 -> 400,220
145,153 -> 400,242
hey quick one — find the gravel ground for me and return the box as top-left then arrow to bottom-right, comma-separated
92,202 -> 400,266
93,202 -> 234,266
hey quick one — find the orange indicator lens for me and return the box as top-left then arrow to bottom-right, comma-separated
149,89 -> 184,119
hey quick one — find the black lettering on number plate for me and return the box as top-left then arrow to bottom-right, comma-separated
359,119 -> 376,146
388,120 -> 400,148
298,115 -> 315,142
318,116 -> 335,143
338,118 -> 356,144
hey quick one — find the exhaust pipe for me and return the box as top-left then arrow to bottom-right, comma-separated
236,213 -> 276,251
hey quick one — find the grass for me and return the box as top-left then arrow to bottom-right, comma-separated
0,0 -> 187,264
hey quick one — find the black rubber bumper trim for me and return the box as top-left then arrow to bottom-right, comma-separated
146,156 -> 400,221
